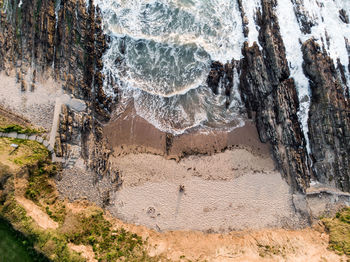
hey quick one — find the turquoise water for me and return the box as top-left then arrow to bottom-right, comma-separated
94,0 -> 245,134
0,218 -> 49,262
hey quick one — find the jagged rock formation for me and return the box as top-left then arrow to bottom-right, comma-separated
0,0 -> 114,178
204,0 -> 349,193
303,39 -> 350,191
206,1 -> 310,192
0,0 -> 111,113
239,1 -> 310,192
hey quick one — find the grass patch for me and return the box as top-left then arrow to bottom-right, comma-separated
0,196 -> 84,262
0,216 -> 50,261
0,162 -> 11,190
323,208 -> 350,256
257,243 -> 286,258
0,113 -> 43,135
62,208 -> 154,261
25,162 -> 56,203
0,137 -> 49,167
25,161 -> 66,225
0,137 -> 82,261
0,124 -> 40,135
0,135 -> 159,262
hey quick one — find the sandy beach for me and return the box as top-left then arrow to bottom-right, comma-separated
56,101 -> 308,232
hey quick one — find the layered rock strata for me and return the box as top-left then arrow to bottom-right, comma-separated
303,40 -> 350,191
0,0 -> 113,179
206,0 -> 349,194
210,1 -> 310,192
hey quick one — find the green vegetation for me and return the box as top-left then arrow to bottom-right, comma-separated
0,135 -> 159,262
26,163 -> 56,203
26,161 -> 66,224
1,196 -> 84,262
63,208 -> 152,261
0,112 -> 42,134
323,208 -> 350,256
0,136 -> 83,261
257,243 -> 286,258
0,124 -> 40,135
23,163 -> 155,261
0,138 -> 49,168
0,217 -> 49,262
0,162 -> 10,184
4,138 -> 49,166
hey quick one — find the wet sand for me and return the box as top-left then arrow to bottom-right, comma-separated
103,102 -> 271,159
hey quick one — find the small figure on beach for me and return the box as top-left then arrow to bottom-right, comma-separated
179,184 -> 185,193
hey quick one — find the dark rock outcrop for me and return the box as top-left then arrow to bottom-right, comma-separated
302,39 -> 350,191
290,0 -> 315,34
206,60 -> 238,107
239,0 -> 310,192
339,9 -> 349,24
205,0 -> 350,195
0,0 -> 111,116
0,0 -> 113,177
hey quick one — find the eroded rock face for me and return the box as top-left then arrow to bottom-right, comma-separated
206,0 -> 350,194
302,39 -> 350,191
239,1 -> 310,192
0,0 -> 111,115
0,0 -> 113,177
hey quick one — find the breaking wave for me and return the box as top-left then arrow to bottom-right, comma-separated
94,0 -> 245,134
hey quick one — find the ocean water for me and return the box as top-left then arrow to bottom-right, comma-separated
94,0 -> 350,137
95,0 -> 246,134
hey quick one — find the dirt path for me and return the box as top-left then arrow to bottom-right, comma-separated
13,176 -> 58,230
15,197 -> 58,230
68,244 -> 97,262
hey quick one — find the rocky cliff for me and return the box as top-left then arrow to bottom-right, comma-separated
303,39 -> 350,191
0,0 -> 113,179
0,0 -> 349,194
205,0 -> 349,193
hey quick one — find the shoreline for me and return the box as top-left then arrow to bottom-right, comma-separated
103,101 -> 271,160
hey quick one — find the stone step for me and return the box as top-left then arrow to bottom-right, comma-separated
17,134 -> 28,139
